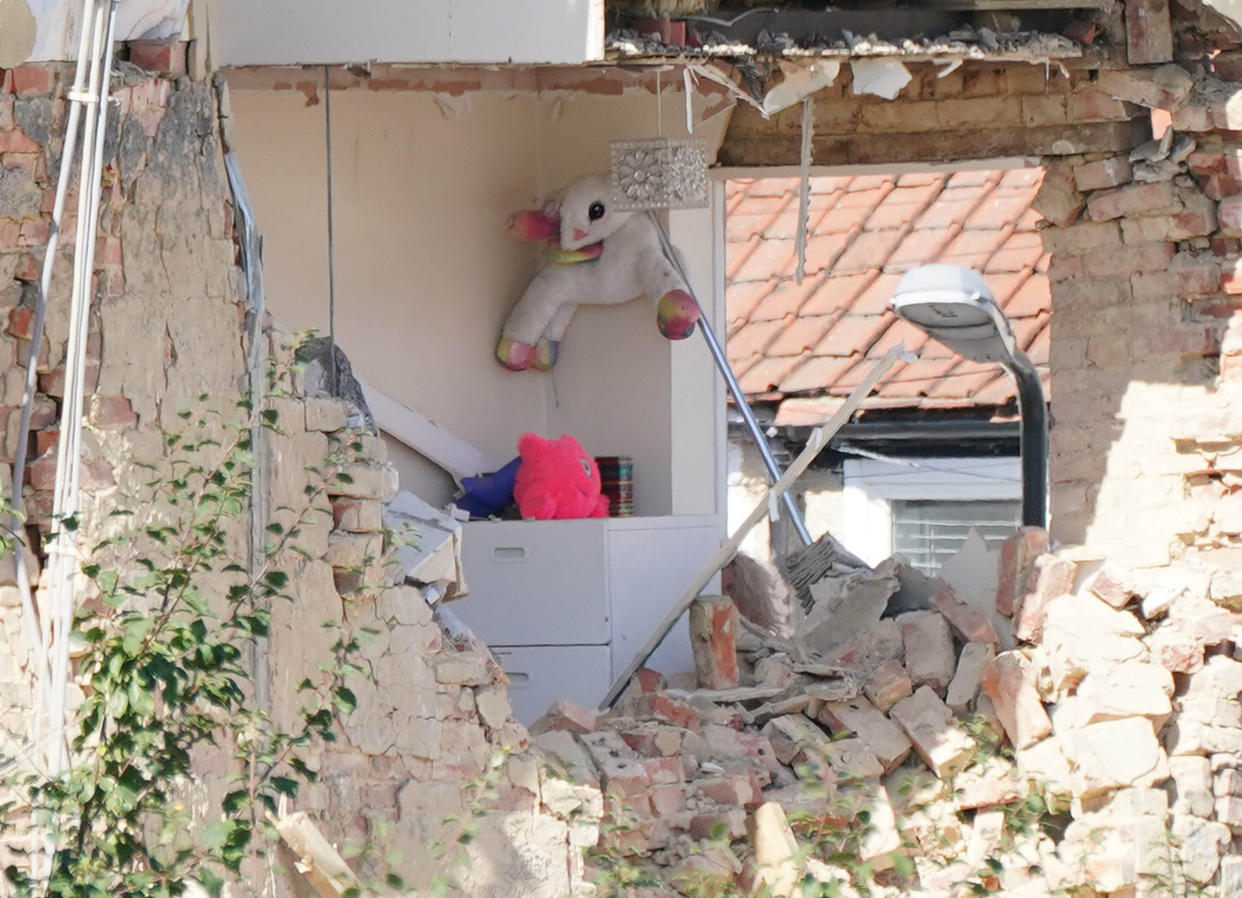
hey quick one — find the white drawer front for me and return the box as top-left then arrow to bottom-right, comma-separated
492,644 -> 611,726
456,520 -> 610,645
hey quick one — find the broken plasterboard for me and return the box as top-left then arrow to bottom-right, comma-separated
385,490 -> 468,602
762,60 -> 841,114
849,58 -> 912,100
359,378 -> 506,483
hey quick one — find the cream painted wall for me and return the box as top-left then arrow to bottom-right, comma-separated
226,79 -> 731,516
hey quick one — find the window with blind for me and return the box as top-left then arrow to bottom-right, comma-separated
891,498 -> 1021,575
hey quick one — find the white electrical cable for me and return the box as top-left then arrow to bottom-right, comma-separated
45,0 -> 119,776
13,0 -> 100,752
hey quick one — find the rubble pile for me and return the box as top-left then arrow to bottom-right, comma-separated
530,528 -> 1242,896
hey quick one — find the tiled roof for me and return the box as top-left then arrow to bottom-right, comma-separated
726,169 -> 1051,427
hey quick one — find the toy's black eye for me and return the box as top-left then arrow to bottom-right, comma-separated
588,201 -> 605,221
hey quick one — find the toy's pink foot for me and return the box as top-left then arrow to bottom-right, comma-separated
497,337 -> 537,371
532,339 -> 559,371
657,289 -> 700,340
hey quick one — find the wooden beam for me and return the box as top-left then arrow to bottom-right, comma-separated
719,120 -> 1149,169
1125,0 -> 1173,65
271,812 -> 360,898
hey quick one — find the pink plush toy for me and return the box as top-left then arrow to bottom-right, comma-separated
497,174 -> 700,372
513,432 -> 611,520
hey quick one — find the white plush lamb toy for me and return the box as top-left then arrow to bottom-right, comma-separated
496,174 -> 700,371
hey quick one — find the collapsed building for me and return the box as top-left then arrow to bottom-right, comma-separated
4,0 -> 1242,895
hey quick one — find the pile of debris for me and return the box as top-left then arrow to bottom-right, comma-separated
529,528 -> 1242,896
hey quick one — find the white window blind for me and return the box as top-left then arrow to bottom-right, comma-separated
891,498 -> 1021,575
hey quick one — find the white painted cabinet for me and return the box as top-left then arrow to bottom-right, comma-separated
454,516 -> 722,724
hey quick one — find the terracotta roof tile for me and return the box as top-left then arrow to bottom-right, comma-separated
778,355 -> 858,394
750,273 -> 831,322
986,231 -> 1047,273
851,271 -> 907,317
834,228 -> 908,274
725,167 -> 1050,412
800,270 -> 881,317
737,356 -> 799,394
727,280 -> 777,325
966,190 -> 1041,231
727,317 -> 787,364
940,228 -> 1008,269
913,187 -> 989,230
767,313 -> 839,357
808,312 -> 886,356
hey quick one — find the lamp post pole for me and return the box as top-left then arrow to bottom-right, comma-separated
1005,350 -> 1048,528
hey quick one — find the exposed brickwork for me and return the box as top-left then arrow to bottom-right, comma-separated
0,62 -> 588,896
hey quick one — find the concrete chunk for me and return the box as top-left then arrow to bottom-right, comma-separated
946,642 -> 995,713
897,610 -> 956,692
862,658 -> 913,712
979,650 -> 1051,749
818,696 -> 912,774
889,686 -> 976,779
1065,718 -> 1169,798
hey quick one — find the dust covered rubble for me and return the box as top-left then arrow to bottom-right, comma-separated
528,528 -> 1242,896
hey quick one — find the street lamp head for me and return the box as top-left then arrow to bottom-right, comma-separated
891,264 -> 1019,365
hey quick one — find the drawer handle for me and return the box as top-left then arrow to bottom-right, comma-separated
505,671 -> 531,688
493,546 -> 526,561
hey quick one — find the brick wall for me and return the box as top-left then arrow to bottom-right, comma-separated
0,64 -> 591,895
718,47 -> 1242,576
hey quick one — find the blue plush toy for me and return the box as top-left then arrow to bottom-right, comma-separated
456,457 -> 521,518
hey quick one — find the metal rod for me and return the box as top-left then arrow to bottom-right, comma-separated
600,345 -> 904,709
646,212 -> 813,546
1005,351 -> 1048,528
697,314 -> 813,546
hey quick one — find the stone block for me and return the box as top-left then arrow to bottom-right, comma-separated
889,686 -> 976,779
626,693 -> 701,731
1214,767 -> 1242,797
689,596 -> 740,690
305,397 -> 350,432
1171,813 -> 1230,883
896,610 -> 956,692
1085,179 -> 1179,221
695,775 -> 756,806
979,650 -> 1051,750
1065,718 -> 1169,798
946,642 -> 996,713
1170,755 -> 1215,816
862,658 -> 912,712
579,730 -> 649,805
1031,162 -> 1084,228
432,653 -> 491,687
1074,156 -> 1133,191
1124,0 -> 1174,65
1070,661 -> 1173,728
1083,561 -> 1140,609
747,802 -> 801,898
820,617 -> 904,677
1042,593 -> 1147,693
1217,794 -> 1242,831
817,696 -> 912,774
931,585 -> 998,645
1012,554 -> 1077,643
762,714 -> 834,767
1096,64 -> 1193,109
1015,735 -> 1075,800
529,699 -> 597,737
996,526 -> 1048,616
